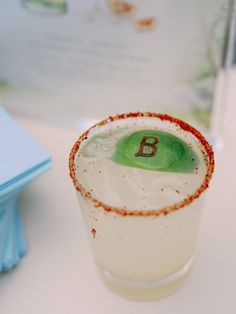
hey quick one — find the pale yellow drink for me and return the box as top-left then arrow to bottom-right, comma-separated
69,112 -> 214,300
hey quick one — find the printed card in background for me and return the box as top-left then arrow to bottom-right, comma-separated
0,0 -> 234,134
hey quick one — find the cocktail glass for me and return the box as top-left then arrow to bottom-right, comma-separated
69,112 -> 214,300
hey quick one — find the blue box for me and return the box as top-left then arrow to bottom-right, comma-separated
0,106 -> 52,272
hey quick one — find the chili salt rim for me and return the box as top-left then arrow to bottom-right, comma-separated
69,112 -> 214,217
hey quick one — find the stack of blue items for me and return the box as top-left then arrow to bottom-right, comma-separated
0,106 -> 51,272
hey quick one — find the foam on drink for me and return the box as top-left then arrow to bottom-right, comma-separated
76,116 -> 208,211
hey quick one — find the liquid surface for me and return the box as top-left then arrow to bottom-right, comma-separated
77,118 -> 207,211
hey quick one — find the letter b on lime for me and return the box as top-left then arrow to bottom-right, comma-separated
135,136 -> 159,157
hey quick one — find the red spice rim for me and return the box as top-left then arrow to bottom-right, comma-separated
69,112 -> 215,217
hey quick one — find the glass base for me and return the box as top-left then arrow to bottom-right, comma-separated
97,257 -> 193,300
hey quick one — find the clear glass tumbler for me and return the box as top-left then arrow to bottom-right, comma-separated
69,112 -> 214,300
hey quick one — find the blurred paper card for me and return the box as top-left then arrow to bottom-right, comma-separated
0,0 -> 234,133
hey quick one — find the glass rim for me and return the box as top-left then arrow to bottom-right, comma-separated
69,112 -> 215,217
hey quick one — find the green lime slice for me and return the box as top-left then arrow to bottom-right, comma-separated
111,130 -> 198,173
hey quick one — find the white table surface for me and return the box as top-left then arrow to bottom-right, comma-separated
1,74 -> 236,313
